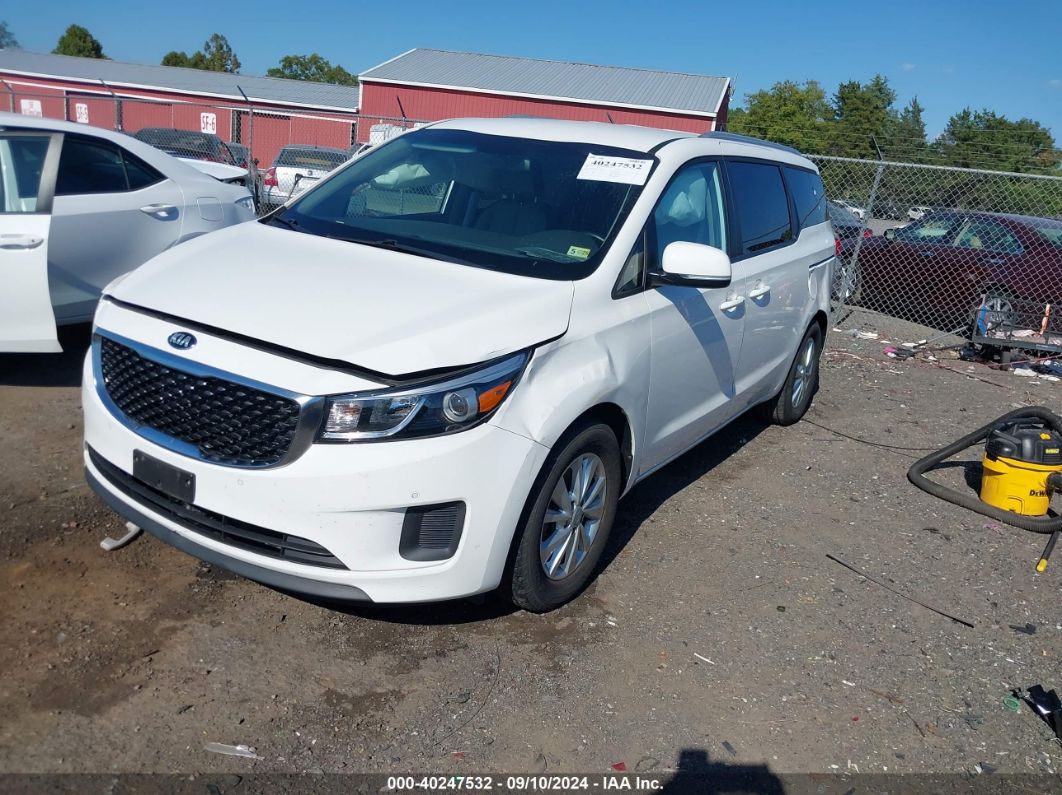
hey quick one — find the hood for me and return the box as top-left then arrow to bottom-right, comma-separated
179,159 -> 248,182
108,223 -> 575,377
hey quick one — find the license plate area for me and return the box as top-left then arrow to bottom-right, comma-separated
133,450 -> 195,503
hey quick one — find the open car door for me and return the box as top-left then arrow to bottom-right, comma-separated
0,130 -> 62,352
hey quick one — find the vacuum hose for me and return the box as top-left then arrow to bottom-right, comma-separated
907,406 -> 1062,534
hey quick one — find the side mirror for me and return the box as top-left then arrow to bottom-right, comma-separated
652,242 -> 732,288
883,227 -> 896,241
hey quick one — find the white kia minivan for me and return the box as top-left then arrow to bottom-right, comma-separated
83,118 -> 834,611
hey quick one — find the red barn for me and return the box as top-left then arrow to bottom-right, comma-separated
358,49 -> 731,142
0,49 -> 360,167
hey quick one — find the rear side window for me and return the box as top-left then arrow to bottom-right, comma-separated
56,137 -> 163,195
727,161 -> 793,255
274,148 -> 347,170
785,167 -> 827,229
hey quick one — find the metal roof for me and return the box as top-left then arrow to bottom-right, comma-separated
0,49 -> 361,112
361,49 -> 730,118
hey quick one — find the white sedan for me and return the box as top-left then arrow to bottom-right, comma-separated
0,113 -> 255,353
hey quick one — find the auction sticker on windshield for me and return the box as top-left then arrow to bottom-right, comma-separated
577,154 -> 653,185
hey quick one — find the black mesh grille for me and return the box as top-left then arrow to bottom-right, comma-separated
89,447 -> 347,570
99,337 -> 301,467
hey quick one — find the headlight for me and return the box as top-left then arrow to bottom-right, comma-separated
318,351 -> 529,442
235,195 -> 255,211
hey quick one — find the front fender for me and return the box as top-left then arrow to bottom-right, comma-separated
493,303 -> 652,493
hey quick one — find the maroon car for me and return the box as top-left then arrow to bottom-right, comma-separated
854,211 -> 1062,331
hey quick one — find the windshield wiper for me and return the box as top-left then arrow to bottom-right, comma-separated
330,235 -> 468,265
267,215 -> 303,232
514,246 -> 578,264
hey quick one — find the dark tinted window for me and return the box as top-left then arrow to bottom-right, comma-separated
727,161 -> 793,254
123,150 -> 164,190
56,136 -> 164,195
56,138 -> 127,195
785,167 -> 827,228
274,148 -> 348,170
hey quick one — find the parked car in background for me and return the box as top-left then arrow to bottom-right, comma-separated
907,205 -> 931,221
133,128 -> 249,189
134,127 -> 237,165
0,113 -> 255,352
855,210 -> 1062,331
833,199 -> 866,220
83,119 -> 834,611
260,144 -> 352,211
828,200 -> 872,302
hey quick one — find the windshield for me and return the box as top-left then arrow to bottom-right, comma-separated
272,128 -> 655,279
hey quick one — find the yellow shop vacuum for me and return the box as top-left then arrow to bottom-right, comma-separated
908,407 -> 1062,570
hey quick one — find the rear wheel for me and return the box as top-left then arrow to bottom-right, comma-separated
506,424 -> 621,613
758,324 -> 823,426
971,290 -> 1018,337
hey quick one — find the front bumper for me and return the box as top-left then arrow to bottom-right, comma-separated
82,335 -> 550,604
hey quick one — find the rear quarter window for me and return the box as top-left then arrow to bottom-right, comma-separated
785,167 -> 827,229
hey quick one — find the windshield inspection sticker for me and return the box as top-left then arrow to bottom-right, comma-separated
567,245 -> 591,260
577,154 -> 653,185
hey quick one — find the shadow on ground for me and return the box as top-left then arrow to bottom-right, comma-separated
661,748 -> 784,794
0,323 -> 92,387
298,410 -> 770,625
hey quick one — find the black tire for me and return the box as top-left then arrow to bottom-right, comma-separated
758,324 -> 823,426
506,423 -> 621,613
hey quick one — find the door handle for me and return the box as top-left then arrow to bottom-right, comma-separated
719,296 -> 745,311
0,234 -> 44,249
748,284 -> 771,299
140,204 -> 177,217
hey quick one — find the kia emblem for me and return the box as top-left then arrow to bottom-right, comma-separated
167,331 -> 197,350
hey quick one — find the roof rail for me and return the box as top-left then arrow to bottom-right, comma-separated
699,131 -> 803,156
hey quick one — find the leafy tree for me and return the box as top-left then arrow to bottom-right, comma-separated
882,97 -> 929,163
53,24 -> 105,58
829,74 -> 896,158
0,20 -> 18,49
727,80 -> 832,152
267,53 -> 358,86
162,34 -> 240,73
933,109 -> 1060,173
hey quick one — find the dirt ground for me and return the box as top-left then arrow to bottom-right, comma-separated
1,310 -> 1060,786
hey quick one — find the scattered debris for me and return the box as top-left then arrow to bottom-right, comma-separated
610,762 -> 627,772
721,741 -> 737,757
635,756 -> 659,772
692,653 -> 715,665
100,521 -> 142,552
883,345 -> 915,360
204,743 -> 262,760
1003,696 -> 1022,713
1013,685 -> 1062,740
826,554 -> 975,628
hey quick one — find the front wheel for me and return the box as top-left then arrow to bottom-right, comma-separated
506,424 -> 621,612
758,324 -> 823,426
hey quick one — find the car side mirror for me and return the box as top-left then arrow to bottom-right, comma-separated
651,242 -> 732,288
883,228 -> 896,241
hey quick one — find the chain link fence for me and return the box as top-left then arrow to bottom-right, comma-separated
811,155 -> 1062,354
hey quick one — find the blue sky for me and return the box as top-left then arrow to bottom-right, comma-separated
5,0 -> 1061,138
